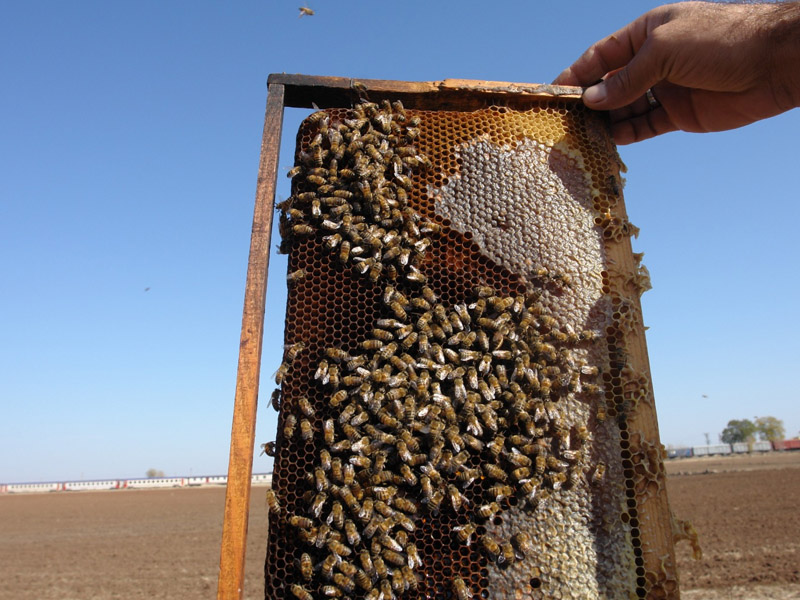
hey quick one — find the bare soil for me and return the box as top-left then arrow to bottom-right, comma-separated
1,452 -> 798,599
666,452 -> 800,600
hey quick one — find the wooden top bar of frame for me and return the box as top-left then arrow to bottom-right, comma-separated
269,73 -> 584,110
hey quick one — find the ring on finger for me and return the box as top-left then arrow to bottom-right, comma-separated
645,88 -> 660,110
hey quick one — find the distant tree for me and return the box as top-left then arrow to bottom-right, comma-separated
146,468 -> 165,478
754,416 -> 785,442
720,419 -> 756,444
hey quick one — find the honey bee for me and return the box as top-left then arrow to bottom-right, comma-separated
299,419 -> 313,441
477,501 -> 501,520
297,552 -> 313,581
321,585 -> 343,597
519,476 -> 542,498
265,489 -> 280,514
488,483 -> 514,502
480,534 -> 501,561
591,462 -> 606,485
332,572 -> 355,593
446,484 -> 466,511
426,489 -> 444,514
326,347 -> 351,362
451,577 -> 471,600
327,538 -> 353,558
322,419 -> 335,445
289,514 -> 314,529
342,519 -> 360,546
329,390 -> 348,407
358,549 -> 376,578
320,553 -> 339,579
311,492 -> 328,518
327,500 -> 344,529
314,467 -> 329,492
511,466 -> 531,481
290,584 -> 313,600
260,441 -> 276,457
498,541 -> 516,565
381,548 -> 406,567
453,523 -> 476,546
285,266 -> 308,287
393,496 -> 417,514
283,414 -> 297,439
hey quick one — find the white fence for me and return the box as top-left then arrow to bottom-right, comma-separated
1,473 -> 272,494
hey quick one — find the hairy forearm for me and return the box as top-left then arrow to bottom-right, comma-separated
764,1 -> 800,109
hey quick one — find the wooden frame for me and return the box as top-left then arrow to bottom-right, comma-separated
217,74 -> 675,599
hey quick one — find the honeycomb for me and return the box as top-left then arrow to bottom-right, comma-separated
264,98 -> 676,599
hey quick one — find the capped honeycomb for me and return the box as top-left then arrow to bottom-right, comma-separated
264,97 -> 677,599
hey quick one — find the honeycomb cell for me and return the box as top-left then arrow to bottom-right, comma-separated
265,98 -> 671,599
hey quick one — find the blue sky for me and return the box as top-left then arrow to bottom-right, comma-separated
2,1 -> 798,483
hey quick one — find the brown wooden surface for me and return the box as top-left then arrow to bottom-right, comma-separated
603,170 -> 679,597
270,73 -> 583,110
217,82 -> 284,600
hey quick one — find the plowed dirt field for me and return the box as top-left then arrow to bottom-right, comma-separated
2,452 -> 798,599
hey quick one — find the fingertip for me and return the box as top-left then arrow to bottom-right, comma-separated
582,84 -> 607,107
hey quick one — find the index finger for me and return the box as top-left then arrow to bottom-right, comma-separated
553,10 -> 662,86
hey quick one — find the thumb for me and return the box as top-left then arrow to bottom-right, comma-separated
583,41 -> 663,110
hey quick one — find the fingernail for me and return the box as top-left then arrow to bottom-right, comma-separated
583,84 -> 606,105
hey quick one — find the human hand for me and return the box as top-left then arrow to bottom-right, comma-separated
553,1 -> 800,144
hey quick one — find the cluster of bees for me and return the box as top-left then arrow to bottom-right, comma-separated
269,99 -> 601,600
277,97 -> 439,286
